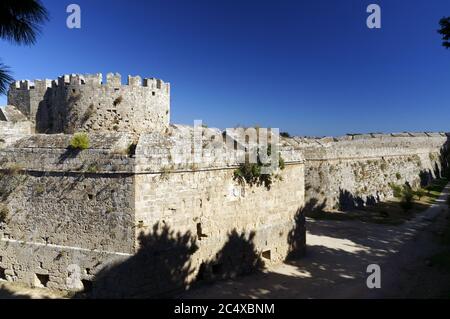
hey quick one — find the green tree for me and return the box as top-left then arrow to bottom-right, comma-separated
438,17 -> 450,49
0,0 -> 48,94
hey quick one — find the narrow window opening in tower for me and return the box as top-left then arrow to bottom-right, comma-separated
34,273 -> 50,287
262,250 -> 271,260
0,267 -> 6,280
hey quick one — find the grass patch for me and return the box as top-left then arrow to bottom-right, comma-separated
424,178 -> 449,198
69,133 -> 90,150
86,164 -> 99,173
308,177 -> 448,225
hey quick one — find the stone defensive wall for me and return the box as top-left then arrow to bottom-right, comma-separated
0,128 -> 306,297
285,132 -> 449,211
7,73 -> 170,134
0,106 -> 34,148
0,133 -> 137,292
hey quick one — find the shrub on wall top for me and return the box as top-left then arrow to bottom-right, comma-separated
69,133 -> 90,150
233,146 -> 285,190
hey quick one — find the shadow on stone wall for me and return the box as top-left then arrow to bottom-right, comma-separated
440,136 -> 450,177
338,189 -> 380,211
303,135 -> 450,215
196,230 -> 264,283
77,223 -> 198,298
286,207 -> 307,260
418,140 -> 450,187
76,226 -> 302,298
58,148 -> 81,163
299,197 -> 327,214
337,139 -> 450,212
339,189 -> 364,211
35,89 -> 52,133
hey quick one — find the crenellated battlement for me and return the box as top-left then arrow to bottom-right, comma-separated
11,73 -> 170,94
7,73 -> 171,134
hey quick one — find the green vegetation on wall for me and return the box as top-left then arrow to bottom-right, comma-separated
69,133 -> 90,150
234,146 -> 285,190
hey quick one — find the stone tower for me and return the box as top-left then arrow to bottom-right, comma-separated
7,73 -> 170,134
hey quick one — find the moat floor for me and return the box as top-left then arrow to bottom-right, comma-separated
181,184 -> 450,299
1,185 -> 449,299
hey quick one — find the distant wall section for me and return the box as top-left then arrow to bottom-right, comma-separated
295,133 -> 449,211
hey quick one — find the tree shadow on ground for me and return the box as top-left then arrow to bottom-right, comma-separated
181,239 -> 378,299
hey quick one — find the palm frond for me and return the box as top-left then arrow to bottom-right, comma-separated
438,17 -> 450,49
0,0 -> 49,45
0,62 -> 14,96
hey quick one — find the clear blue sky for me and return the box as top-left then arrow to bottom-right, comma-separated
1,0 -> 449,136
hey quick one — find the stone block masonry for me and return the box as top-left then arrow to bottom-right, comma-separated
287,133 -> 449,211
0,130 -> 306,297
0,134 -> 136,291
7,73 -> 170,134
0,105 -> 34,148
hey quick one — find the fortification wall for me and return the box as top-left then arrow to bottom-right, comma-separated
89,129 -> 305,297
7,80 -> 50,123
0,121 -> 32,136
292,133 -> 449,210
0,134 -> 136,290
0,122 -> 33,147
0,106 -> 34,147
0,131 -> 306,296
7,74 -> 170,134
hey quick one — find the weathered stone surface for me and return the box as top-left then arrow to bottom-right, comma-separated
0,129 -> 306,296
299,134 -> 448,210
7,74 -> 170,134
0,106 -> 34,147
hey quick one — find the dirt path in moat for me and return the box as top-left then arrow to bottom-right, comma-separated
0,281 -> 67,299
180,184 -> 450,299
